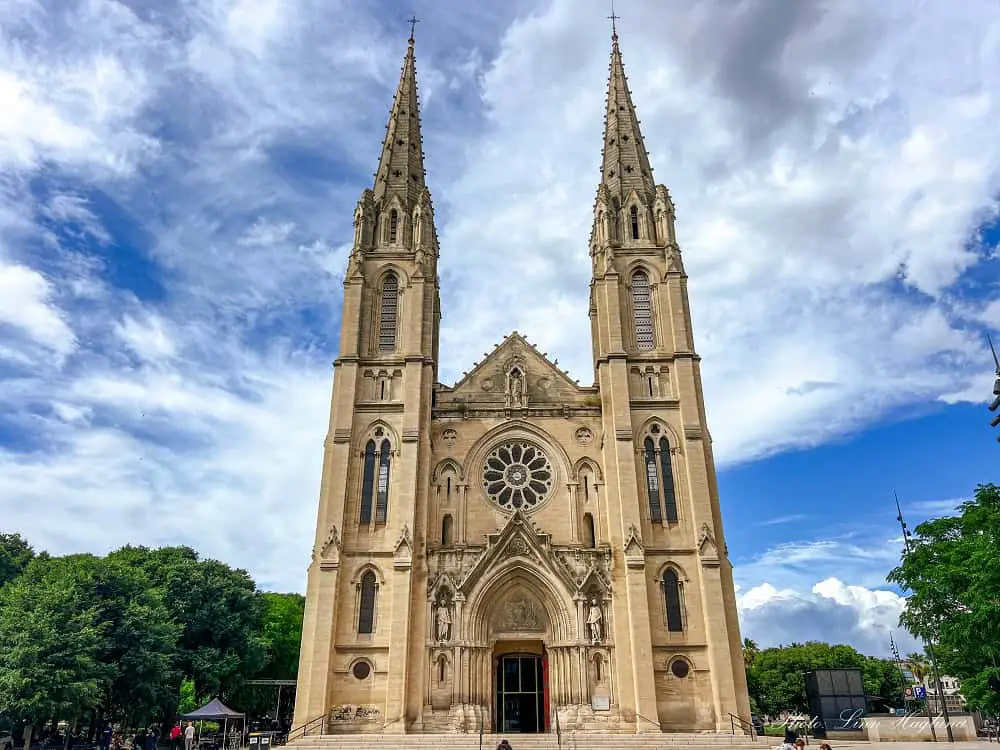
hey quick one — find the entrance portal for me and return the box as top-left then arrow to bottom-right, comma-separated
494,654 -> 546,733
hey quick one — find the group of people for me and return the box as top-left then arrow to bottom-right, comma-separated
780,728 -> 832,750
97,723 -> 196,750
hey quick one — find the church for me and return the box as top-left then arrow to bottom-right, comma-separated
292,23 -> 751,736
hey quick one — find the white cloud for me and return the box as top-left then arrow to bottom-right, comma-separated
0,261 -> 76,356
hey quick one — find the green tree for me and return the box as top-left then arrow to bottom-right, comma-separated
258,593 -> 305,679
888,483 -> 1000,715
0,533 -> 35,587
108,546 -> 266,716
0,558 -> 110,737
745,641 -> 897,716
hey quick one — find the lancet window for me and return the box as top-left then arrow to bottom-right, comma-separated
360,438 -> 392,525
630,205 -> 639,240
662,568 -> 684,632
378,272 -> 399,352
631,270 -> 654,350
389,209 -> 398,243
358,570 -> 378,634
642,427 -> 678,523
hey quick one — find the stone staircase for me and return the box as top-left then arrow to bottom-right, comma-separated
291,732 -> 764,750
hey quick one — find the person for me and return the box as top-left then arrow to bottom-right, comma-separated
169,725 -> 181,750
100,725 -> 113,750
793,739 -> 806,750
184,724 -> 195,750
144,727 -> 158,750
818,743 -> 833,750
779,728 -> 796,750
496,740 -> 513,750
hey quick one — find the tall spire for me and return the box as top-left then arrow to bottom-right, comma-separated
372,26 -> 426,207
600,25 -> 655,202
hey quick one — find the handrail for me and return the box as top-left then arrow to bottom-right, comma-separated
284,715 -> 324,744
729,713 -> 757,741
634,712 -> 662,732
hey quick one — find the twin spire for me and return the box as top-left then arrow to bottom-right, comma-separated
371,17 -> 655,212
372,25 -> 427,208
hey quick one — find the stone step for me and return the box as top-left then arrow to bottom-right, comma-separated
290,734 -> 763,749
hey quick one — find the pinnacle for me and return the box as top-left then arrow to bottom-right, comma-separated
599,28 -> 655,202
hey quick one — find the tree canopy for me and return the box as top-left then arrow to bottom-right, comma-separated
888,482 -> 1000,715
0,535 -> 298,731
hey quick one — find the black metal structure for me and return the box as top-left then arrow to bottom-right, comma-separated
804,668 -> 867,738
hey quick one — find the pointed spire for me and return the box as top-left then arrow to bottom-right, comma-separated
600,24 -> 655,202
372,26 -> 426,207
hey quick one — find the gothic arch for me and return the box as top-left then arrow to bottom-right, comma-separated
373,263 -> 410,289
351,562 -> 386,585
654,560 -> 690,583
624,259 -> 658,285
360,420 -> 401,450
462,559 -> 576,643
634,416 -> 682,453
572,457 -> 604,483
432,458 -> 465,483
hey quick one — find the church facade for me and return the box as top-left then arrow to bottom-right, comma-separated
293,27 -> 751,735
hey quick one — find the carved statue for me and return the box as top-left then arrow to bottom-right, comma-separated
436,603 -> 452,641
507,370 -> 524,408
603,244 -> 615,274
587,599 -> 603,643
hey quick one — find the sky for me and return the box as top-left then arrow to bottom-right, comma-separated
1,0 -> 999,659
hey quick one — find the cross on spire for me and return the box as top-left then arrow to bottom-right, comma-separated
408,15 -> 419,44
608,0 -> 620,40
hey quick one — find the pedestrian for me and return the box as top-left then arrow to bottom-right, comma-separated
100,725 -> 113,750
144,727 -> 158,750
169,725 -> 181,750
184,724 -> 195,750
818,743 -> 832,750
496,739 -> 513,750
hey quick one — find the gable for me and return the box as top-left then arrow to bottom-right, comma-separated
442,331 -> 590,408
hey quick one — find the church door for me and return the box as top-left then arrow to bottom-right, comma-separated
495,654 -> 546,733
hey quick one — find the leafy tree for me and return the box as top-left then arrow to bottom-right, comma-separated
0,534 -> 35,587
108,546 -> 266,714
0,558 -> 110,733
745,641 -> 902,716
258,593 -> 305,679
743,638 -> 760,668
888,483 -> 1000,715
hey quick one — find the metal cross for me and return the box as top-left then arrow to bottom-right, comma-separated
608,0 -> 620,37
408,15 -> 420,42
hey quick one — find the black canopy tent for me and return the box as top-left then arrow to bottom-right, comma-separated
181,699 -> 245,750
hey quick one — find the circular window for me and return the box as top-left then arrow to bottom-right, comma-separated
352,661 -> 371,680
671,659 -> 690,679
482,441 -> 554,511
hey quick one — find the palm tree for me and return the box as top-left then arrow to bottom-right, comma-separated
743,638 -> 760,668
907,651 -> 930,683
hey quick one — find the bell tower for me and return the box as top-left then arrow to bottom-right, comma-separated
294,25 -> 441,731
588,25 -> 751,728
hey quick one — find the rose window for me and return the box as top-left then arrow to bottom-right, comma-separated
483,441 -> 554,511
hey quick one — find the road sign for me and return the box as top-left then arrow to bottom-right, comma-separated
905,687 -> 914,699
914,686 -> 927,699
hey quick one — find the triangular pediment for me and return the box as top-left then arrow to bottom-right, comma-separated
457,510 -> 576,595
446,331 -> 583,404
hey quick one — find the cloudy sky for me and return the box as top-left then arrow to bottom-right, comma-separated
2,0 -> 999,658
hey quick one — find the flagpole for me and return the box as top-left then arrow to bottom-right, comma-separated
895,493 -> 955,742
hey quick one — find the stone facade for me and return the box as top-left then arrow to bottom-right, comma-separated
292,29 -> 751,735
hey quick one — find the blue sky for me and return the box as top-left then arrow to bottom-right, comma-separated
1,0 -> 999,658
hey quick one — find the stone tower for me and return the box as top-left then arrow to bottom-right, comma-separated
293,27 -> 750,736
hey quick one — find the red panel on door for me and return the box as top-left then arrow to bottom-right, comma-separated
542,649 -> 549,731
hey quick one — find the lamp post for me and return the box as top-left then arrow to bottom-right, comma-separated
989,335 -> 1000,441
895,494 -> 954,743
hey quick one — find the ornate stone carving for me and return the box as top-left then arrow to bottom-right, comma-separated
587,599 -> 604,643
575,427 -> 594,445
435,602 -> 452,641
495,596 -> 542,632
506,535 -> 528,557
480,377 -> 494,392
442,428 -> 457,448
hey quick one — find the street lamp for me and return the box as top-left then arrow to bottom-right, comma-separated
989,335 -> 1000,440
894,494 -> 955,743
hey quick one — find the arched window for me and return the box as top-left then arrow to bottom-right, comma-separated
643,437 -> 662,523
389,209 -> 398,243
662,569 -> 684,632
437,655 -> 447,683
631,270 -> 654,350
659,437 -> 678,522
378,273 -> 399,352
441,514 -> 453,547
583,513 -> 596,549
372,208 -> 381,244
594,653 -> 603,682
360,440 -> 376,524
375,439 -> 391,524
643,431 -> 679,523
358,571 -> 377,634
630,205 -> 639,240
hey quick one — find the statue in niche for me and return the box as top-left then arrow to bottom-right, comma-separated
603,243 -> 615,275
587,599 -> 604,643
435,602 -> 452,641
506,369 -> 525,408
